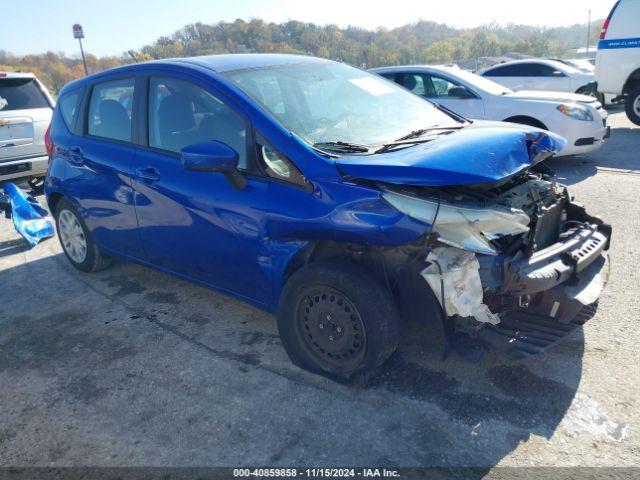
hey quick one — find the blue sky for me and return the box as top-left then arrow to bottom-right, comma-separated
0,0 -> 614,57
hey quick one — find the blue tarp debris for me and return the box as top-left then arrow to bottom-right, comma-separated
0,182 -> 54,247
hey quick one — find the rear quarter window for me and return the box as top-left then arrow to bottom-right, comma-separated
58,90 -> 83,134
483,64 -> 522,77
0,78 -> 50,111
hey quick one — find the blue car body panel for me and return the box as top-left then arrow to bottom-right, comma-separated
335,126 -> 566,187
45,54 -> 564,311
2,182 -> 55,247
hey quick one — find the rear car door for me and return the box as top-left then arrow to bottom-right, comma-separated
482,64 -> 524,90
131,74 -> 277,304
522,62 -> 571,92
65,76 -> 144,257
0,75 -> 53,181
397,72 -> 485,119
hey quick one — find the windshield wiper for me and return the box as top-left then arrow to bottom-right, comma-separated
313,141 -> 373,154
374,126 -> 465,154
395,125 -> 465,142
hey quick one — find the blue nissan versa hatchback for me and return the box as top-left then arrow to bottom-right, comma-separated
45,54 -> 611,379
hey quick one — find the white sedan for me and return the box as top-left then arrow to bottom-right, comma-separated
478,59 -> 597,97
370,65 -> 609,157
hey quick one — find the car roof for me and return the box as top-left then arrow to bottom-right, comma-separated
371,64 -> 458,74
0,71 -> 37,79
482,58 -> 569,71
60,53 -> 334,94
175,53 -> 333,72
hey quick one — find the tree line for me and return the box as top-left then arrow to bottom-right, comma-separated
0,17 -> 603,94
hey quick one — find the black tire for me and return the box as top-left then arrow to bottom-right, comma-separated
625,87 -> 640,126
28,176 -> 45,194
576,84 -> 598,99
54,197 -> 111,273
277,261 -> 400,380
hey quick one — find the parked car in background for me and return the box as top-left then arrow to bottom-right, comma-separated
596,0 -> 640,125
46,54 -> 610,379
0,72 -> 55,192
480,59 -> 597,97
371,65 -> 609,156
555,58 -> 595,73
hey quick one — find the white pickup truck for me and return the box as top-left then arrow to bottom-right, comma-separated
596,0 -> 640,125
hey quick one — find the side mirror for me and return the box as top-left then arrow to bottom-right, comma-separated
181,140 -> 247,189
448,86 -> 474,99
552,70 -> 565,77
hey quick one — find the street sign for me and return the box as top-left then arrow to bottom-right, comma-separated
72,24 -> 84,39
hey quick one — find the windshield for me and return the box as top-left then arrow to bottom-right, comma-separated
449,69 -> 513,96
0,78 -> 50,111
225,62 -> 459,147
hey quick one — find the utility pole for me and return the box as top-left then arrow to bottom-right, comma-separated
586,10 -> 592,55
73,24 -> 89,76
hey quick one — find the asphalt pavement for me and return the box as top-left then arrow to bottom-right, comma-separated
0,107 -> 638,469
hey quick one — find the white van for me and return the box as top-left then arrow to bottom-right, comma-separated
595,0 -> 640,125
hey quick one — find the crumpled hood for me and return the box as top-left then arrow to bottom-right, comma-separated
334,123 -> 566,187
506,90 -> 597,104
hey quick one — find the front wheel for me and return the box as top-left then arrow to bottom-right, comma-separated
625,87 -> 640,126
277,261 -> 400,380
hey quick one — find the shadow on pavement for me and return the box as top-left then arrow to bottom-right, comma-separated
0,245 -> 586,470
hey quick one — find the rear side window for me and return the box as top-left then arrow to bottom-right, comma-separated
0,78 -> 50,111
397,73 -> 427,96
148,76 -> 248,169
58,90 -> 82,134
521,63 -> 561,77
483,64 -> 522,77
87,78 -> 134,142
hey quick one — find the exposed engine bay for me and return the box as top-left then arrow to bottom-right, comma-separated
372,169 -> 611,359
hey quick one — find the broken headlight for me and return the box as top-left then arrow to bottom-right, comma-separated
383,190 -> 530,255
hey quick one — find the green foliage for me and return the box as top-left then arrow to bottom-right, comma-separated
0,17 -> 600,93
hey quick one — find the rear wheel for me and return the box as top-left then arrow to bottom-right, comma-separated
625,87 -> 640,126
277,261 -> 400,380
55,197 -> 111,273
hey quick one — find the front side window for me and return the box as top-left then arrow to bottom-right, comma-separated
87,78 -> 134,142
226,62 -> 458,148
148,77 -> 247,169
429,75 -> 461,98
398,73 -> 427,97
0,77 -> 50,111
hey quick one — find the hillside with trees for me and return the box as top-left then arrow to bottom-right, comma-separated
0,17 -> 603,94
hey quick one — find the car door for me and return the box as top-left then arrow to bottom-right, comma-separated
64,76 -> 144,258
420,73 -> 485,119
131,74 -> 278,304
522,62 -> 571,92
482,64 -> 524,90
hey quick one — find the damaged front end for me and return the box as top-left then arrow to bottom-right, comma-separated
381,170 -> 611,360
